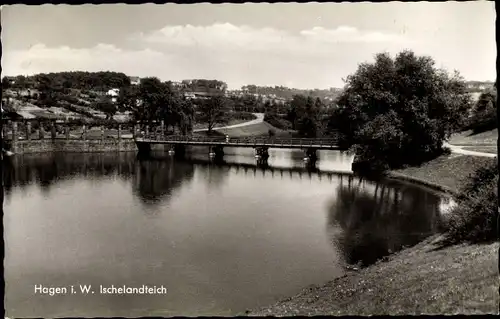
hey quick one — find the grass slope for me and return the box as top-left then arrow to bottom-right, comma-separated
198,121 -> 294,138
389,154 -> 496,194
449,129 -> 498,146
461,146 -> 498,154
251,236 -> 499,316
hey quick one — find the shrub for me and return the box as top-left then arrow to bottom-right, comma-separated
231,111 -> 256,121
59,95 -> 80,105
264,112 -> 292,130
464,109 -> 497,134
443,159 -> 498,244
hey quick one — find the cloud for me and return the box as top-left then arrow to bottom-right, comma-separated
2,43 -> 165,76
299,25 -> 409,44
133,23 -> 290,52
8,23 -> 476,90
136,23 -> 411,55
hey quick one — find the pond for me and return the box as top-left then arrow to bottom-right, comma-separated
3,148 -> 449,317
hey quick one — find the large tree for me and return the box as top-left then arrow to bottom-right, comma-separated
93,96 -> 116,120
117,78 -> 193,134
197,95 -> 228,135
467,88 -> 497,133
332,50 -> 472,171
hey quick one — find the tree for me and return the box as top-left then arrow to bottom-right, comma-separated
296,96 -> 319,137
2,77 -> 10,90
117,85 -> 139,114
332,50 -> 472,171
467,88 -> 497,133
94,97 -> 116,120
197,95 -> 228,135
116,79 -> 193,134
287,95 -> 306,129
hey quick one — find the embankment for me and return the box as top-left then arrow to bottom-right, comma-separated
387,154 -> 496,194
8,138 -> 148,154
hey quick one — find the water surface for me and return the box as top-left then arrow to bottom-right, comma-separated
3,149 -> 447,317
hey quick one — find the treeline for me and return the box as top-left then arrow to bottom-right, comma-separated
3,71 -> 131,92
239,84 -> 341,101
179,79 -> 228,93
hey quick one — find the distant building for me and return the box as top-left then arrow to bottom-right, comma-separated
129,76 -> 141,86
106,88 -> 120,103
184,92 -> 196,100
18,88 -> 40,98
466,81 -> 494,92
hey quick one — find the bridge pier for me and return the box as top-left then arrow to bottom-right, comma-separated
256,157 -> 269,168
254,146 -> 269,160
173,144 -> 186,159
209,145 -> 224,159
136,142 -> 152,157
303,148 -> 318,163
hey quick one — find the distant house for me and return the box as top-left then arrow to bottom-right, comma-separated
466,81 -> 494,92
18,88 -> 40,98
4,76 -> 16,85
184,92 -> 196,100
106,88 -> 120,103
129,76 -> 141,86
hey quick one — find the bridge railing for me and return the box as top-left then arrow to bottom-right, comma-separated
138,134 -> 339,147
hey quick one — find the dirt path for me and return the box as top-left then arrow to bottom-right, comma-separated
193,113 -> 264,133
443,141 -> 496,158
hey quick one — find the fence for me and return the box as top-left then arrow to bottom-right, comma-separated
1,120 -> 139,142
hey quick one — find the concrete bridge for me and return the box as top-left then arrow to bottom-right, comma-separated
134,133 -> 346,161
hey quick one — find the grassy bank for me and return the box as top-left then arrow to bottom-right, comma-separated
449,129 -> 498,146
192,118 -> 255,131
461,146 -> 498,154
388,154 -> 496,194
196,121 -> 294,138
251,235 -> 499,316
250,154 -> 499,315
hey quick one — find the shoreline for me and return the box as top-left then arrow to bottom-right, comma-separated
249,154 -> 499,316
385,171 -> 457,196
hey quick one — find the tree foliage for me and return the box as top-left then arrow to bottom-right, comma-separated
93,96 -> 117,120
117,77 -> 194,134
196,95 -> 228,134
284,95 -> 324,137
443,160 -> 498,245
465,88 -> 497,133
29,71 -> 131,91
333,50 -> 472,171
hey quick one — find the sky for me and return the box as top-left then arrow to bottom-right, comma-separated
1,2 -> 496,90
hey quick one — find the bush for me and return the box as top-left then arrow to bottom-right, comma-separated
59,95 -> 80,105
264,112 -> 292,130
463,109 -> 497,134
443,159 -> 498,244
231,111 -> 256,121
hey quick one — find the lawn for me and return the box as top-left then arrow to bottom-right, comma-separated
449,129 -> 498,146
217,121 -> 294,137
461,146 -> 498,154
388,154 -> 497,194
192,118 -> 254,131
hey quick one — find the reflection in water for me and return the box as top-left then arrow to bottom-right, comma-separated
3,152 -> 137,195
132,157 -> 195,206
3,150 -> 447,317
327,180 -> 442,267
